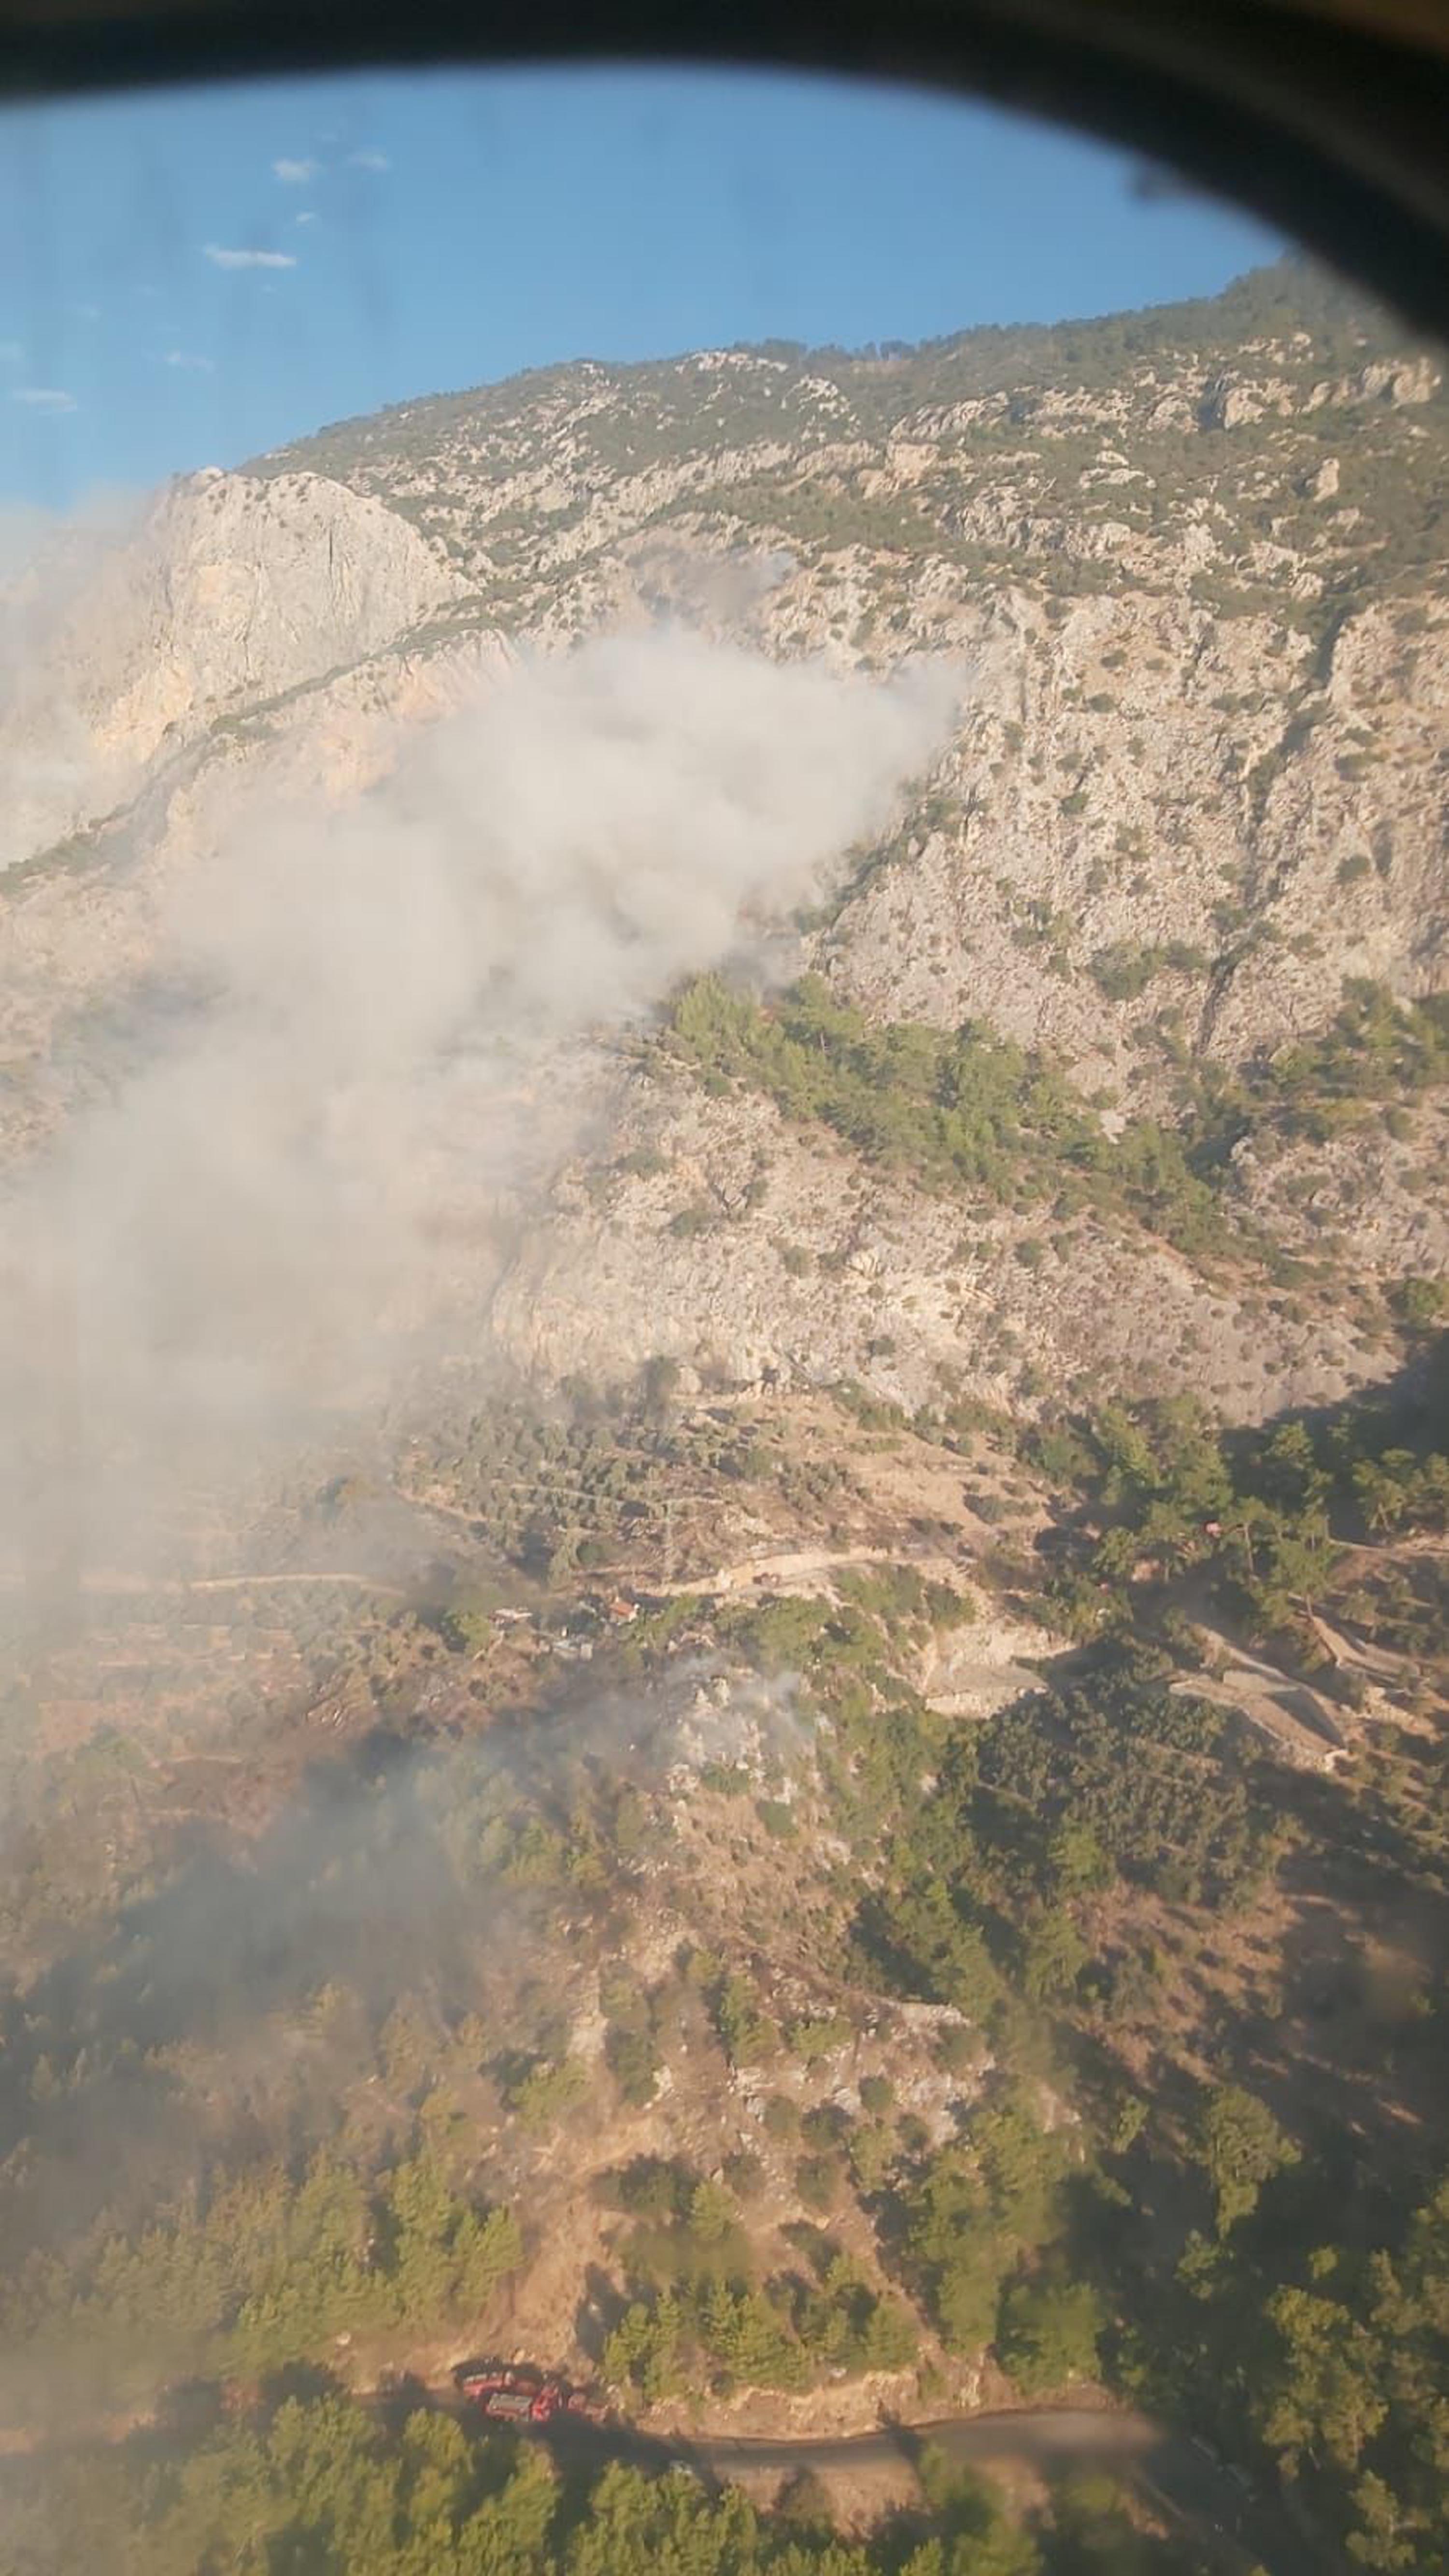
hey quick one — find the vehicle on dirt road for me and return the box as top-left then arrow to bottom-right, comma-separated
451,2360 -> 611,2426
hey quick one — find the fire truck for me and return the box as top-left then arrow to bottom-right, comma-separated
452,2360 -> 609,2427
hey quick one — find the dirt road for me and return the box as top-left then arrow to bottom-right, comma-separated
387,2387 -> 1315,2576
0,2381 -> 1317,2575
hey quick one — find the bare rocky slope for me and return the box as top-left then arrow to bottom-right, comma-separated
1,255 -> 1446,1427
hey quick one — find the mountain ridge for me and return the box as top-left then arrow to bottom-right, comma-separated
0,253 -> 1445,1431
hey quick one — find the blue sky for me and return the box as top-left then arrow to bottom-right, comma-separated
0,65 -> 1279,507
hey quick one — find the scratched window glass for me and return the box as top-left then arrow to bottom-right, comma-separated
0,64 -> 1445,2576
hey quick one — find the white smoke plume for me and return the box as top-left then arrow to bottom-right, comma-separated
0,617 -> 960,2442
0,489 -> 149,867
0,627 -> 960,1581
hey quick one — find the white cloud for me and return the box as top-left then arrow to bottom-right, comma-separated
71,301 -> 102,322
272,157 -> 321,185
203,244 -> 298,271
348,148 -> 390,172
164,349 -> 216,373
11,385 -> 77,413
295,210 -> 318,227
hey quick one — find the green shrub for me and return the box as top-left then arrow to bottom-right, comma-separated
796,2154 -> 842,2214
508,2057 -> 589,2131
712,1973 -> 777,2066
762,2094 -> 801,2142
788,2013 -> 853,2065
995,2270 -> 1103,2392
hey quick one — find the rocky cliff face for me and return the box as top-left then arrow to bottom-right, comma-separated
0,257 -> 1444,1429
257,258 -> 1447,1105
0,467 -> 463,870
487,1073 -> 1385,1428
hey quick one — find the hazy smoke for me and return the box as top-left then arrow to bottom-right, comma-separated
0,490 -> 148,868
0,610 -> 942,2409
0,1651 -> 814,2365
0,627 -> 959,1580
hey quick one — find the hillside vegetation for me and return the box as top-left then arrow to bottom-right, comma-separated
0,260 -> 1446,2576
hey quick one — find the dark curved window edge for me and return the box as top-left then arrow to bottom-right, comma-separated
0,1 -> 1448,340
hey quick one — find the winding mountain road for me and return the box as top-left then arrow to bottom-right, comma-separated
394,2387 -> 1315,2575
0,2379 -> 1316,2574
